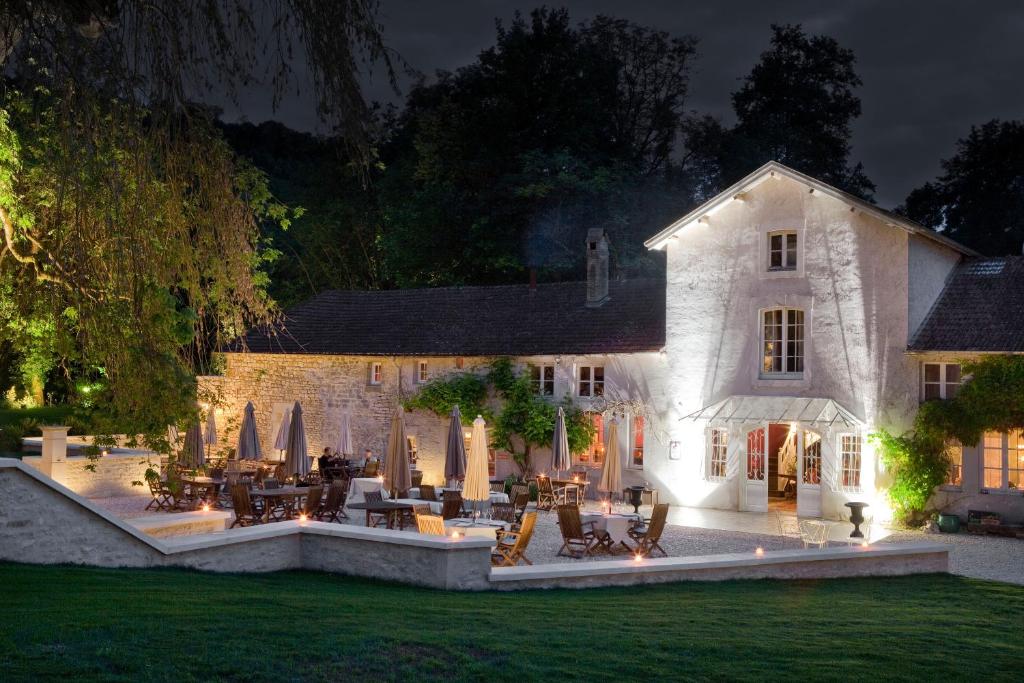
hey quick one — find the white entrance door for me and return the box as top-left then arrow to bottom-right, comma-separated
741,425 -> 768,512
797,429 -> 823,517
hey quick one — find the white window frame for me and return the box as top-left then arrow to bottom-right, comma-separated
802,431 -> 822,486
577,365 -> 605,397
531,364 -> 555,396
707,428 -> 728,481
415,360 -> 429,384
982,430 -> 1024,492
628,414 -> 644,470
369,361 -> 383,386
921,362 -> 961,401
838,433 -> 863,492
942,441 -> 963,490
767,230 -> 798,272
760,307 -> 804,379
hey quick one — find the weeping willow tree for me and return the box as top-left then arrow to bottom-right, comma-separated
0,2 -> 395,442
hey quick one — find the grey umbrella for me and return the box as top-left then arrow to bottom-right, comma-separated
383,410 -> 412,496
444,405 -> 467,486
203,409 -> 218,461
284,401 -> 310,479
181,420 -> 205,468
552,406 -> 571,476
236,401 -> 262,461
273,411 -> 290,462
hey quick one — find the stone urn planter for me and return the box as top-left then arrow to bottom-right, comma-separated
845,501 -> 869,538
628,485 -> 646,515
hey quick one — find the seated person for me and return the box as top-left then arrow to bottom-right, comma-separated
317,447 -> 332,473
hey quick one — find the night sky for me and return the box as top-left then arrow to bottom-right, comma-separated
220,0 -> 1024,208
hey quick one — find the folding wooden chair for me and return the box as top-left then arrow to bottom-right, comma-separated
555,504 -> 610,557
491,512 -> 537,567
419,484 -> 438,501
363,490 -> 389,528
301,485 -> 323,517
416,513 -> 445,536
441,497 -> 463,520
627,503 -> 669,557
229,484 -> 262,528
315,482 -> 348,522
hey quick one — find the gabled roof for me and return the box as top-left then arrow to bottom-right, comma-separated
644,161 -> 979,256
909,256 -> 1024,353
231,278 -> 666,357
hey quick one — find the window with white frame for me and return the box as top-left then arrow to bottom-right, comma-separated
415,360 -> 429,383
767,230 -> 798,271
982,430 -> 1024,491
577,365 -> 604,397
803,431 -> 821,484
630,415 -> 644,469
369,361 -> 383,385
761,308 -> 804,377
839,434 -> 862,490
530,364 -> 555,395
406,435 -> 418,464
708,428 -> 728,480
944,441 -> 963,488
922,362 -> 961,400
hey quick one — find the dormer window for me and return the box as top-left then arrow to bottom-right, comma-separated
768,230 -> 798,271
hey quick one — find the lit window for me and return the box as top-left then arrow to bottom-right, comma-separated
922,363 -> 961,401
406,435 -> 418,463
369,362 -> 383,385
983,430 -> 1024,490
530,364 -> 555,395
415,361 -> 429,384
709,428 -> 728,480
803,432 -> 821,484
577,366 -> 604,397
840,435 -> 862,490
944,441 -> 963,487
762,308 -> 804,376
576,413 -> 604,467
630,415 -> 644,469
768,231 -> 798,271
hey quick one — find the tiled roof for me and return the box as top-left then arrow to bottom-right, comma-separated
233,278 -> 666,356
910,257 -> 1024,352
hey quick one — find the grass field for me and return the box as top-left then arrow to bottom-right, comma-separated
0,563 -> 1021,681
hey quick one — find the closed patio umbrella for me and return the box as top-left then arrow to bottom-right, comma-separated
284,401 -> 310,479
552,406 -> 571,476
334,410 -> 354,457
204,409 -> 218,461
181,420 -> 205,468
236,401 -> 262,461
598,418 -> 622,500
444,405 -> 467,487
273,411 -> 290,462
463,415 -> 491,514
383,410 -> 412,496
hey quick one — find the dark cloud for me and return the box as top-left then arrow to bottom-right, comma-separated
219,0 -> 1024,208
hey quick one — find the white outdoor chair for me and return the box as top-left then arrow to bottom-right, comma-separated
798,520 -> 830,549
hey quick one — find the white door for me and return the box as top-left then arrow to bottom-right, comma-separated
797,429 -> 823,517
741,425 -> 768,512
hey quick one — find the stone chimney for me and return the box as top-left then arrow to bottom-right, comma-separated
585,228 -> 610,308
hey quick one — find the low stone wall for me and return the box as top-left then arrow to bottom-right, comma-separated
130,511 -> 233,539
488,544 -> 950,590
21,450 -> 157,498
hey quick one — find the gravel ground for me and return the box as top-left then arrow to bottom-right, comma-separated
89,495 -> 1024,584
879,529 -> 1024,585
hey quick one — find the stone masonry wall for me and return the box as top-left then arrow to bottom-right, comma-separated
21,451 -> 157,498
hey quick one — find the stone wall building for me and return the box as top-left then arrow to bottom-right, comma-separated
202,161 -> 1024,523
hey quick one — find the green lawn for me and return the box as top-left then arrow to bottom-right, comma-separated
0,564 -> 1021,681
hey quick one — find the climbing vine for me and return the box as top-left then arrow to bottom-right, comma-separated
872,355 -> 1024,524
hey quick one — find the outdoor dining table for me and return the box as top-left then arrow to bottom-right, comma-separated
444,518 -> 509,542
580,511 -> 642,552
552,478 -> 588,504
407,488 -> 509,514
167,476 -> 225,508
250,486 -> 311,523
346,500 -> 417,530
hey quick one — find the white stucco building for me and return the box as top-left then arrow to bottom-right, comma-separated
205,161 -> 1024,523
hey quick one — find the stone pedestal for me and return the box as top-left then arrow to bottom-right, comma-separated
38,426 -> 70,482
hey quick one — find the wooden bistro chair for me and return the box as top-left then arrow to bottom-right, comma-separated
536,477 -> 556,511
441,497 -> 464,521
556,504 -> 611,558
416,513 -> 445,536
229,484 -> 262,528
491,512 -> 537,567
363,490 -> 390,528
301,485 -> 324,518
419,484 -> 438,501
490,502 -> 517,526
362,460 -> 379,478
315,482 -> 348,523
627,503 -> 669,558
508,484 -> 530,521
145,477 -> 186,512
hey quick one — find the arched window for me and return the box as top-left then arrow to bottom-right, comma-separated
761,307 -> 804,377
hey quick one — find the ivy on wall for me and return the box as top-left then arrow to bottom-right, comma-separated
872,355 -> 1024,524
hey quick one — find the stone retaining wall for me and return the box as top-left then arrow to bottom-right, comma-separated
21,451 -> 157,498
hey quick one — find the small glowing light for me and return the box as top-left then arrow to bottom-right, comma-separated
100,450 -> 108,457
755,547 -> 764,557
377,475 -> 384,482
299,513 -> 308,523
861,541 -> 869,548
452,531 -> 461,539
634,553 -> 643,562
201,503 -> 210,512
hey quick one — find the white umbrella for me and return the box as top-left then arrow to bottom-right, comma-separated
334,410 -> 355,457
552,406 -> 571,476
598,418 -> 623,501
463,415 -> 491,515
204,409 -> 218,461
284,401 -> 310,479
383,411 -> 412,496
236,401 -> 262,461
273,411 -> 290,462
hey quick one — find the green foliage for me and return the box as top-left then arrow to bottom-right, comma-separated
401,373 -> 489,423
900,120 -> 1024,256
0,417 -> 40,453
873,355 -> 1024,523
